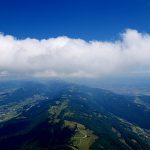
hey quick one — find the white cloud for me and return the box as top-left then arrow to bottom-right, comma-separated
0,29 -> 150,78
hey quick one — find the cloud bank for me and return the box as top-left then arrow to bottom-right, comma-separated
0,29 -> 150,78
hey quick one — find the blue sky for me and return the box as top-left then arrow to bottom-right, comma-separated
0,0 -> 150,40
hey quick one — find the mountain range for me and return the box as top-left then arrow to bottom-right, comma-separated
0,80 -> 149,150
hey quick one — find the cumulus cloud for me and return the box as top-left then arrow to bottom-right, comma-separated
0,29 -> 150,78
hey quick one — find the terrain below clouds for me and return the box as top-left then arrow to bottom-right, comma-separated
0,80 -> 149,150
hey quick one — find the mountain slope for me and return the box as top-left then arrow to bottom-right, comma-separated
0,80 -> 149,150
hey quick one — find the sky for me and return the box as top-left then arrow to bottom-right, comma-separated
0,0 -> 150,78
0,0 -> 150,40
